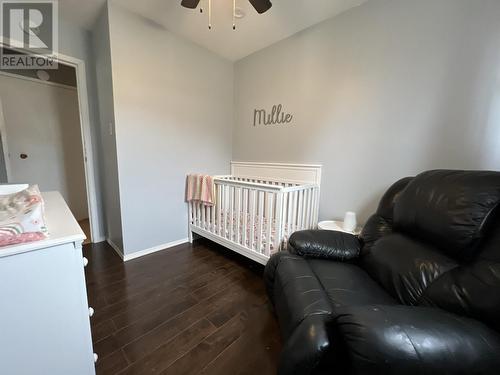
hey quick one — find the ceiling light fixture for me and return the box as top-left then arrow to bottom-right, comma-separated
181,0 -> 271,30
234,7 -> 246,19
36,70 -> 50,81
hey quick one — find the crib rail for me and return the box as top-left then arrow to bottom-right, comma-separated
214,176 -> 285,193
188,176 -> 320,264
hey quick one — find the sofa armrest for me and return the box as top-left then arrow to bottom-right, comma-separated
333,305 -> 500,374
277,314 -> 338,375
288,230 -> 361,261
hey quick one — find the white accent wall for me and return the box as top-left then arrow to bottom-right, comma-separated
106,2 -> 234,255
233,0 -> 500,222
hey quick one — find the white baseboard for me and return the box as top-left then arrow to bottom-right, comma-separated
123,238 -> 189,262
106,238 -> 124,260
106,237 -> 189,262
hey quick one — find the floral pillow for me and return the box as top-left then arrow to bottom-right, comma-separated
0,185 -> 48,247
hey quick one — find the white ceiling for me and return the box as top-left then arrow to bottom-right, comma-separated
58,0 -> 107,30
59,0 -> 368,61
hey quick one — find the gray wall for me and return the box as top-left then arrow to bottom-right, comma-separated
108,2 -> 234,255
233,0 -> 500,223
91,4 -> 124,250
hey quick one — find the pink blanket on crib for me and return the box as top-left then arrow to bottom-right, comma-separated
186,174 -> 215,206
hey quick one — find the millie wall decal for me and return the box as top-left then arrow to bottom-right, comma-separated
253,104 -> 293,126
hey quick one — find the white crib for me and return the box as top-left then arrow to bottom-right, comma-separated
188,162 -> 322,264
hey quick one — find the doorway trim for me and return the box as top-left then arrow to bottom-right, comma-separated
0,99 -> 12,182
0,40 -> 103,243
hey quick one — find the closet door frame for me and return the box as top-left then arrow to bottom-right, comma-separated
0,39 -> 103,243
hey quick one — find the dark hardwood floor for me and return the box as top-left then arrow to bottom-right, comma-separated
84,239 -> 282,375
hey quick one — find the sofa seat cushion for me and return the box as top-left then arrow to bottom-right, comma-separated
308,259 -> 397,308
333,305 -> 500,375
265,252 -> 397,340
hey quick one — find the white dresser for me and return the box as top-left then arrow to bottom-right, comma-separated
0,191 -> 96,375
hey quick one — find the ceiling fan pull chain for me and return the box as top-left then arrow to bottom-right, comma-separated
233,0 -> 236,30
208,0 -> 212,30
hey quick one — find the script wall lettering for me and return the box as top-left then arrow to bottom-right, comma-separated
253,104 -> 293,126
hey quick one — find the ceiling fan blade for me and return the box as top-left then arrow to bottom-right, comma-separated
248,0 -> 272,14
181,0 -> 201,9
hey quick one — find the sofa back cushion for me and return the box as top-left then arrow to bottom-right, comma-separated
418,212 -> 500,331
393,170 -> 500,260
362,233 -> 458,305
362,170 -> 500,328
360,177 -> 413,256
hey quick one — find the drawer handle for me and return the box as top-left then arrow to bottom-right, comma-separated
89,307 -> 94,317
83,257 -> 89,267
94,353 -> 98,363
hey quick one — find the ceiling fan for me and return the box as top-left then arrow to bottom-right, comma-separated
181,0 -> 272,14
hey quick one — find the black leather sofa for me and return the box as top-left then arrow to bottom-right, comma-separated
264,170 -> 500,375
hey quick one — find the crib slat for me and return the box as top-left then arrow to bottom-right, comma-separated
302,189 -> 309,229
265,192 -> 273,256
292,191 -> 298,232
302,190 -> 307,230
222,185 -> 228,238
286,192 -> 293,238
249,190 -> 256,250
199,202 -> 202,228
274,192 -> 283,252
216,184 -> 222,235
205,205 -> 209,230
201,203 -> 206,229
305,188 -> 312,229
207,205 -> 210,230
210,196 -> 215,232
242,189 -> 248,247
235,187 -> 242,245
304,189 -> 311,229
197,202 -> 201,227
208,205 -> 212,231
282,193 -> 291,242
297,190 -> 304,230
309,188 -> 313,228
313,187 -> 319,227
257,191 -> 264,253
311,188 -> 316,229
229,186 -> 234,241
194,202 -> 199,227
